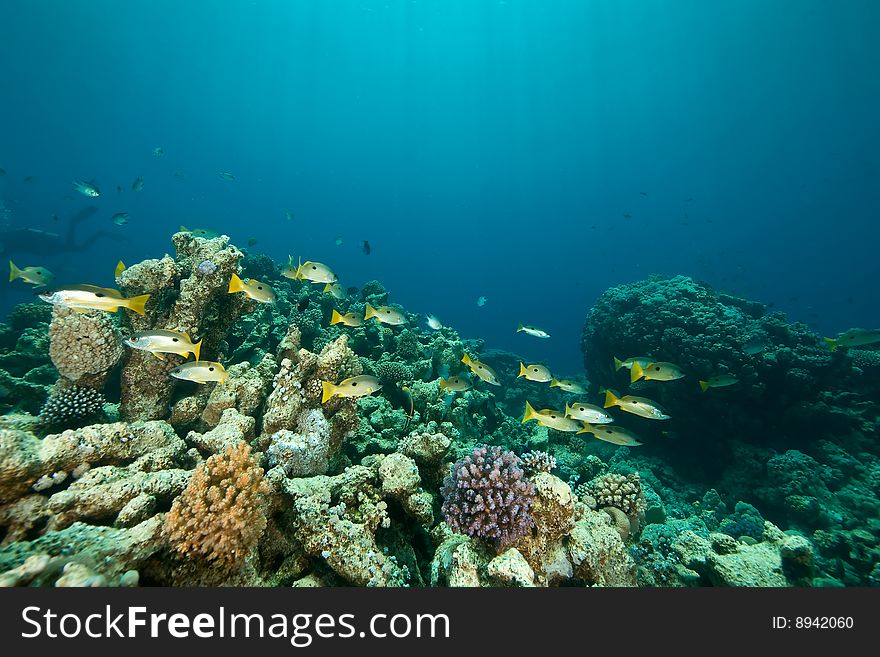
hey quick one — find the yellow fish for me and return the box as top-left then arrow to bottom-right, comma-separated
438,375 -> 471,392
365,303 -> 406,326
577,423 -> 643,446
564,401 -> 614,424
280,255 -> 299,280
604,390 -> 670,420
824,329 -> 880,351
324,282 -> 345,299
330,309 -> 363,327
631,361 -> 685,383
522,401 -> 581,432
549,378 -> 586,394
170,360 -> 228,384
518,362 -> 553,383
699,374 -> 739,392
124,329 -> 202,361
9,260 -> 54,287
228,273 -> 275,303
39,284 -> 150,315
294,258 -> 338,284
115,261 -> 126,278
461,353 -> 500,386
613,356 -> 654,371
321,374 -> 381,403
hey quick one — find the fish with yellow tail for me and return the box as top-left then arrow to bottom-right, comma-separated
170,360 -> 227,384
564,401 -> 614,424
321,374 -> 381,403
824,329 -> 880,351
522,401 -> 581,432
613,356 -> 654,372
631,361 -> 685,383
9,260 -> 54,287
518,362 -> 553,383
125,329 -> 202,361
438,375 -> 471,392
330,309 -> 363,327
698,374 -> 738,392
293,258 -> 338,284
549,379 -> 586,394
281,256 -> 299,280
228,273 -> 275,303
604,390 -> 670,420
114,261 -> 126,278
39,285 -> 150,315
577,423 -> 642,446
364,303 -> 406,326
461,353 -> 500,386
324,282 -> 345,299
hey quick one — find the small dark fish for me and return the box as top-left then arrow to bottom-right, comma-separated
112,212 -> 130,225
361,240 -> 371,255
639,191 -> 647,196
173,172 -> 186,179
623,213 -> 632,219
23,176 -> 34,183
589,225 -> 597,229
346,286 -> 359,297
219,172 -> 235,181
296,297 -> 310,312
684,197 -> 693,202
0,168 -> 5,176
116,185 -> 122,193
51,213 -> 58,222
247,238 -> 258,247
132,176 -> 144,192
401,385 -> 414,432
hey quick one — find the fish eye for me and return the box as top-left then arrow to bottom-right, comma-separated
352,381 -> 358,386
96,293 -> 104,298
654,366 -> 661,370
257,286 -> 263,290
208,367 -> 215,371
172,338 -> 178,342
311,265 -> 317,270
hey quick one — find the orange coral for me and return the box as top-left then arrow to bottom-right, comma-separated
163,442 -> 270,570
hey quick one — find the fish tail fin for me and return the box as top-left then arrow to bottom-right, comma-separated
8,260 -> 19,282
631,362 -> 644,383
330,309 -> 343,325
228,273 -> 245,294
522,401 -> 539,423
364,303 -> 377,320
126,294 -> 150,315
179,225 -> 188,233
604,390 -> 619,408
438,377 -> 448,392
577,422 -> 592,435
323,283 -> 331,293
321,381 -> 336,404
518,362 -> 527,378
699,380 -> 710,392
564,402 -> 572,417
192,339 -> 202,362
823,337 -> 837,351
115,260 -> 126,278
517,323 -> 523,332
613,356 -> 623,371
461,353 -> 471,366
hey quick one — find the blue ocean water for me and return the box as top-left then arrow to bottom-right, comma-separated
1,0 -> 878,373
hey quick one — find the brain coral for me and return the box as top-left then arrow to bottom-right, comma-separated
441,445 -> 536,550
48,307 -> 123,385
163,442 -> 270,571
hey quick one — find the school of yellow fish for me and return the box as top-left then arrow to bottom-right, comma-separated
13,228 -> 880,447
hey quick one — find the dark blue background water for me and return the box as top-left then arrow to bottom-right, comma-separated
1,0 -> 878,373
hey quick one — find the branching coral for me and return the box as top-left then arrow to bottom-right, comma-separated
440,445 -> 536,550
38,384 -> 105,430
163,442 -> 270,571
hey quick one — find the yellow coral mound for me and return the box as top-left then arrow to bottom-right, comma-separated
163,442 -> 270,570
